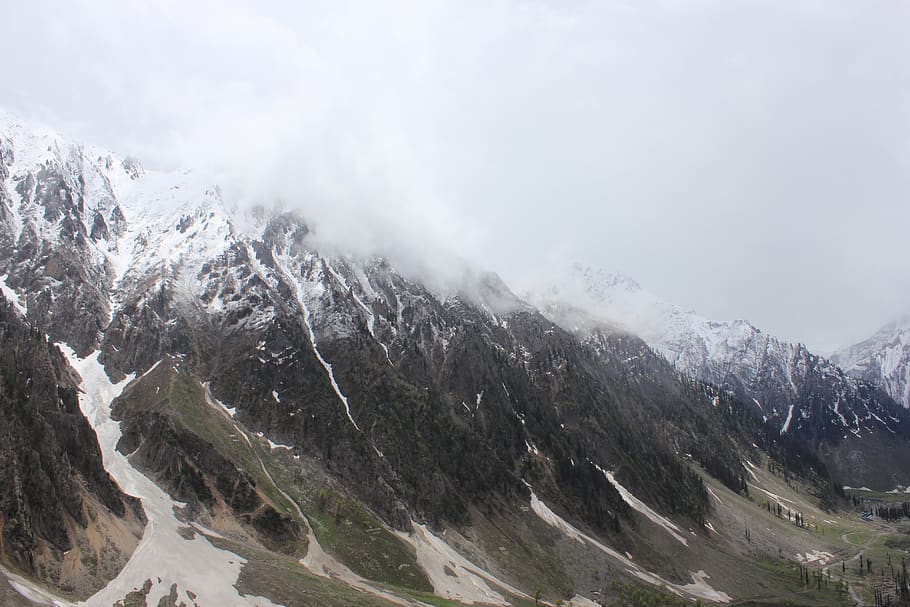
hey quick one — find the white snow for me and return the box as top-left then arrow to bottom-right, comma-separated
780,404 -> 795,434
267,439 -> 293,451
62,348 -> 281,607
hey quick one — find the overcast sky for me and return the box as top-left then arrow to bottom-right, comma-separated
3,0 -> 909,352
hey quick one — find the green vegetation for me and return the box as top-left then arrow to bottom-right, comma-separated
607,578 -> 699,607
307,484 -> 430,590
164,373 -> 299,514
126,364 -> 431,592
211,536 -> 397,607
846,489 -> 910,503
884,536 -> 910,553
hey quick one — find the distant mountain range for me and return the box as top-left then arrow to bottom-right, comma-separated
529,264 -> 910,487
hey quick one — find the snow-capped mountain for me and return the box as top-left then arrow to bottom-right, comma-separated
5,110 -> 910,607
833,317 -> 910,409
531,264 -> 909,443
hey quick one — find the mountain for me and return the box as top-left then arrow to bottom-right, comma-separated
530,264 -> 910,489
833,317 -> 910,410
0,111 -> 886,607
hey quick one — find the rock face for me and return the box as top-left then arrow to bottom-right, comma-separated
0,291 -> 144,597
0,120 -> 123,356
530,265 -> 910,486
833,317 -> 910,410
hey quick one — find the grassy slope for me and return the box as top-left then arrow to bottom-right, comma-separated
130,364 -> 433,592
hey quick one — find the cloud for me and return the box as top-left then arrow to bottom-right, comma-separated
3,0 -> 909,351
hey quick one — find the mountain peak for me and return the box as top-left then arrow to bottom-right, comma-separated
834,317 -> 910,408
570,262 -> 642,296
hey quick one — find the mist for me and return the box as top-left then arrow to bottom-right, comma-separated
3,0 -> 908,352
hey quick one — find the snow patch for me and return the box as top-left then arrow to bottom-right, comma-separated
795,550 -> 834,565
780,404 -> 795,434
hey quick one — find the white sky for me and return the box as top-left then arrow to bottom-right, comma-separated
3,0 -> 909,352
